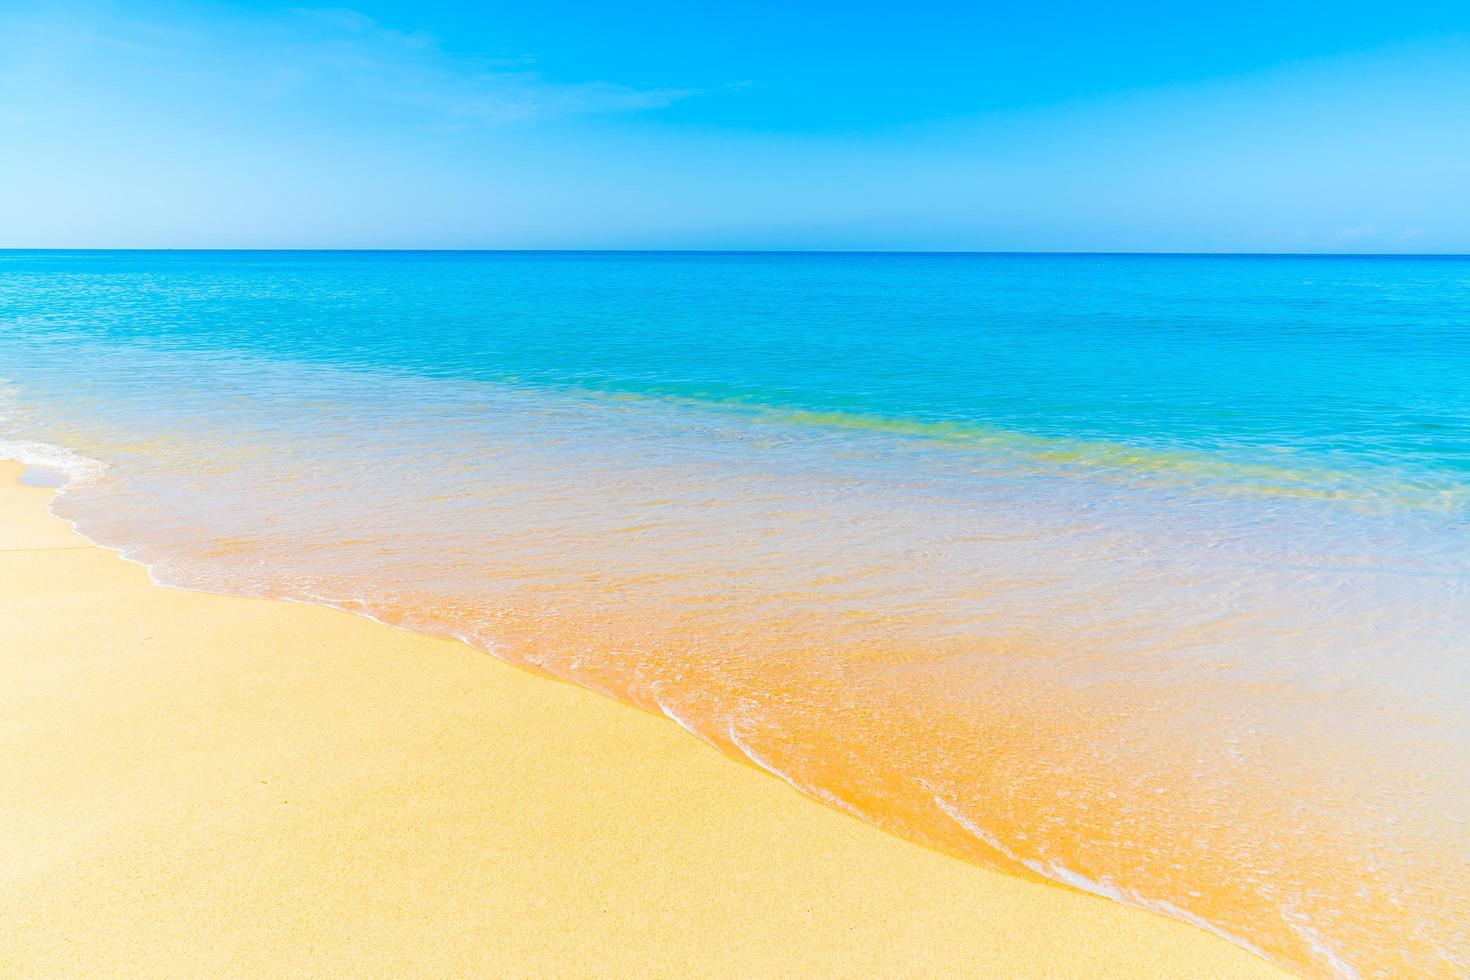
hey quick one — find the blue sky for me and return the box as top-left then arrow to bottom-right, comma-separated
2,1 -> 1468,250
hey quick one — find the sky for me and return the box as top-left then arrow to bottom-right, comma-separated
1,0 -> 1468,251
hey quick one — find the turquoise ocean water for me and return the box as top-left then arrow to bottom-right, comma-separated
2,251 -> 1467,976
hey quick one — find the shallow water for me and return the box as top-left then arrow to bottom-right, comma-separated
2,250 -> 1467,976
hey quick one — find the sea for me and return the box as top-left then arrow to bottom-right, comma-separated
2,250 -> 1466,977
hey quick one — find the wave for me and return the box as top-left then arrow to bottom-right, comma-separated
570,386 -> 1470,514
3,378 -> 1465,978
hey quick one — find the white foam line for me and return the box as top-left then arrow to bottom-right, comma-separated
926,792 -> 1295,975
648,684 -> 723,750
725,725 -> 863,818
0,439 -> 108,488
1279,902 -> 1364,980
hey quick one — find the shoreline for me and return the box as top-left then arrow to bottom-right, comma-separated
0,460 -> 1287,977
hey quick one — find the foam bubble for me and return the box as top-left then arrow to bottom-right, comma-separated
0,438 -> 107,488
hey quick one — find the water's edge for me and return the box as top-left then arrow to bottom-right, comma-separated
1,444 -> 1290,976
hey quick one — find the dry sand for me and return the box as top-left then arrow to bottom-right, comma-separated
0,461 -> 1287,977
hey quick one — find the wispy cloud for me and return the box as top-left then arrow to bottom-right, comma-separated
3,3 -> 698,128
264,6 -> 699,124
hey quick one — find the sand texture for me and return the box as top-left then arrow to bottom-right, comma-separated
0,461 -> 1287,977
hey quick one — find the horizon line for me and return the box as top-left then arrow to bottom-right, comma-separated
4,247 -> 1470,259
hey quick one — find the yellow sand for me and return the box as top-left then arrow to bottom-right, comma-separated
0,461 -> 1288,978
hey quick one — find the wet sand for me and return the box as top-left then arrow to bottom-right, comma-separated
0,461 -> 1286,977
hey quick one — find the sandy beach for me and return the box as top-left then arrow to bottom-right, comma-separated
0,460 -> 1285,977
